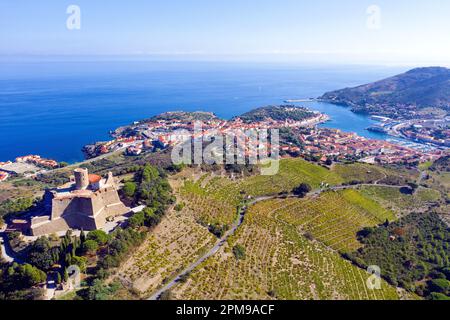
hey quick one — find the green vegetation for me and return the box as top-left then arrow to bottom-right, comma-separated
0,230 -> 88,300
123,181 -> 137,198
360,186 -> 441,213
0,263 -> 46,300
320,67 -> 450,115
241,158 -> 342,196
85,279 -> 121,300
172,195 -> 404,300
87,230 -> 110,246
96,225 -> 146,277
82,240 -> 99,255
237,105 -> 316,123
174,202 -> 185,212
292,183 -> 312,198
232,244 -> 246,260
3,153 -> 446,301
150,111 -> 218,122
0,197 -> 34,220
272,189 -> 394,253
346,212 -> 450,299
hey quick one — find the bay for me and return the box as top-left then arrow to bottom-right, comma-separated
0,60 -> 407,163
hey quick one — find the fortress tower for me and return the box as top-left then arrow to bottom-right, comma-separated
30,168 -> 130,236
74,168 -> 89,190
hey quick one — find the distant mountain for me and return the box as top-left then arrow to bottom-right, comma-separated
320,67 -> 450,118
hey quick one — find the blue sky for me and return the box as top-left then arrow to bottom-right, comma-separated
1,0 -> 450,65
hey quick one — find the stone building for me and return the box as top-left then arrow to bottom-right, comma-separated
30,168 -> 130,236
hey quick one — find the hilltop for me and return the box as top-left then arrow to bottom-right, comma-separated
236,105 -> 318,123
320,67 -> 450,118
150,111 -> 219,122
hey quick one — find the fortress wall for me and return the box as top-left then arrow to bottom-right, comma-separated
75,197 -> 95,217
64,212 -> 97,230
31,171 -> 129,236
93,209 -> 108,229
92,187 -> 128,218
31,217 -> 71,236
51,197 -> 72,220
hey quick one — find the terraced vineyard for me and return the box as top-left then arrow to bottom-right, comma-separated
359,186 -> 442,214
332,163 -> 418,185
111,208 -> 216,294
177,158 -> 344,226
171,196 -> 406,300
179,174 -> 243,226
113,158 -> 429,300
275,190 -> 395,252
241,158 -> 343,196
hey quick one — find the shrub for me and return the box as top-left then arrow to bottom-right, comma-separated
123,182 -> 137,198
208,223 -> 228,238
71,256 -> 88,273
292,183 -> 312,198
174,202 -> 185,212
87,230 -> 109,245
82,240 -> 99,254
428,278 -> 450,294
430,292 -> 450,300
233,244 -> 246,260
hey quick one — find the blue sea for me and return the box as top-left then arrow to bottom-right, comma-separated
0,60 -> 408,163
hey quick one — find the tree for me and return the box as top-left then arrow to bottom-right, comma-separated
87,230 -> 109,245
143,208 -> 160,226
5,263 -> 47,289
128,211 -> 145,228
123,182 -> 137,198
233,244 -> 246,260
64,268 -> 69,282
87,279 -> 119,300
80,229 -> 86,244
292,183 -> 312,198
430,292 -> 450,300
71,256 -> 87,273
82,240 -> 99,255
428,278 -> 450,294
28,237 -> 55,271
208,223 -> 228,238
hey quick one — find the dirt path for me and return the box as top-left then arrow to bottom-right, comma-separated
147,196 -> 273,300
147,181 -> 409,300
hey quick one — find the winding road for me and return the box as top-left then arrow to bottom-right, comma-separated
146,180 -> 414,300
0,228 -> 20,263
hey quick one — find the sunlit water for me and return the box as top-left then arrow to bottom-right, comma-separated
0,60 -> 408,163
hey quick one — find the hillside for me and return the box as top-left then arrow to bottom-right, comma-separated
236,105 -> 317,123
320,67 -> 450,118
149,111 -> 219,122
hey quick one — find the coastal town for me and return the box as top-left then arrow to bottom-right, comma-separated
80,106 -> 447,168
0,155 -> 60,182
368,115 -> 450,148
280,126 -> 445,165
1,105 -> 447,185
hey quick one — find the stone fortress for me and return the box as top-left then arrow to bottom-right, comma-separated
31,168 -> 130,236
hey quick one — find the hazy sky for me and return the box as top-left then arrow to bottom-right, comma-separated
1,0 -> 450,65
